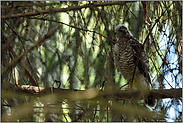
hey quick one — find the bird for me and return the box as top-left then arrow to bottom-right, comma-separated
113,24 -> 156,108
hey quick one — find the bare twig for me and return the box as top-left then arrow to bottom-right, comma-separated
1,25 -> 61,76
29,17 -> 111,41
130,2 -> 173,88
1,2 -> 127,20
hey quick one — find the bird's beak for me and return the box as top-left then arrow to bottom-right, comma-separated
114,31 -> 117,35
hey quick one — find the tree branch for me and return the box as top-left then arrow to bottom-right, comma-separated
2,83 -> 182,101
1,24 -> 61,76
1,1 -> 127,20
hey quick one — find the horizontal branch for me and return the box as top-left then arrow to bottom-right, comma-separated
1,2 -> 60,10
114,88 -> 182,100
2,83 -> 182,101
1,1 -> 127,20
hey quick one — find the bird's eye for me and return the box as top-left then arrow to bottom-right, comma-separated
118,26 -> 127,32
120,26 -> 127,30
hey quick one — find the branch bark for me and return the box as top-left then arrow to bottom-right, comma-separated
1,1 -> 127,20
2,83 -> 182,101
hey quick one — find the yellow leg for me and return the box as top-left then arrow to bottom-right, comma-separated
125,79 -> 135,90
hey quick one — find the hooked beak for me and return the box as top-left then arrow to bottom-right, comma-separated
114,31 -> 117,35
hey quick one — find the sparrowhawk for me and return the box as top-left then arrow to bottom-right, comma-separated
113,24 -> 156,108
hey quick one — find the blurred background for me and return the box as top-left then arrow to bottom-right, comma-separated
1,1 -> 182,122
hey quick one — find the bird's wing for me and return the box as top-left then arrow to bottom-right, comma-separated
129,38 -> 151,84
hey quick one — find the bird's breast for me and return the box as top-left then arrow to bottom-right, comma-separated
113,42 -> 137,81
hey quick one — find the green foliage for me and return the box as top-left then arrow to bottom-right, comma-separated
1,1 -> 182,122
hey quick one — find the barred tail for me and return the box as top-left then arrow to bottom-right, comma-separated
145,97 -> 157,108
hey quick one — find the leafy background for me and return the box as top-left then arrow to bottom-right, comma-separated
1,1 -> 182,122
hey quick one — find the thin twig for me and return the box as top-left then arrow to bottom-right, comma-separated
1,25 -> 62,76
130,3 -> 172,87
1,2 -> 127,20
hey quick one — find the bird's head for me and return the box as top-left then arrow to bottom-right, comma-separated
115,24 -> 133,39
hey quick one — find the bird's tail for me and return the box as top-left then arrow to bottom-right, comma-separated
145,96 -> 157,108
